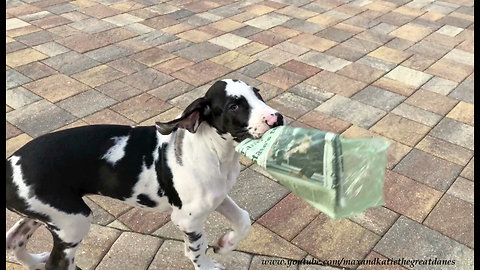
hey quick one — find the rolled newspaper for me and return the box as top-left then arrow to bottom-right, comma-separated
235,126 -> 390,219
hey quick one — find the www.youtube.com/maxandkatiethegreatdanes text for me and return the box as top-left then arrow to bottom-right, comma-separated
259,257 -> 457,268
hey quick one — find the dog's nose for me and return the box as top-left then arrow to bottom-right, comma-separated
266,113 -> 284,127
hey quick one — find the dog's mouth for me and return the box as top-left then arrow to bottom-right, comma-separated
264,119 -> 283,129
248,127 -> 275,140
229,115 -> 284,142
253,117 -> 284,139
233,131 -> 253,142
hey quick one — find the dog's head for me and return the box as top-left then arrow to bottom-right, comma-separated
156,79 -> 283,142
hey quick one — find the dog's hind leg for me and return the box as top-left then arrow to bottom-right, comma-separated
6,218 -> 50,270
44,209 -> 92,270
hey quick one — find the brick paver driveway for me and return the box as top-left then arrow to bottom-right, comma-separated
6,0 -> 473,269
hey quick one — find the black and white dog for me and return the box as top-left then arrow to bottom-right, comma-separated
6,79 -> 284,270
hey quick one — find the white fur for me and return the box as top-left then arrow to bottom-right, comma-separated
215,196 -> 251,254
101,136 -> 129,165
9,156 -> 30,200
173,123 -> 240,209
126,80 -> 269,268
168,123 -> 244,270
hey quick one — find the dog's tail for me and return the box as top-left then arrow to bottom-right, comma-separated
6,218 -> 40,250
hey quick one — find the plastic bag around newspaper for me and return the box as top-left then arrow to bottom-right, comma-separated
235,126 -> 390,219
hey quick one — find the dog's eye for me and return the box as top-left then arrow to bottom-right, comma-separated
228,104 -> 239,111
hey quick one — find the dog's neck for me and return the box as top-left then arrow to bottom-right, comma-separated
182,122 -> 239,164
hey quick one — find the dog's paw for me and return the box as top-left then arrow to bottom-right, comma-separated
205,259 -> 225,270
28,263 -> 45,270
211,259 -> 225,270
27,252 -> 50,270
195,258 -> 225,270
213,231 -> 236,255
35,252 -> 51,263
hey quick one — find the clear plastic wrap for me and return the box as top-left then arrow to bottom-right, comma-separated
235,126 -> 390,219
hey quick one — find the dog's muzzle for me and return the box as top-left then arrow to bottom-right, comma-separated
265,112 -> 284,128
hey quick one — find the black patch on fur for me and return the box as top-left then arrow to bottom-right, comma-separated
63,241 -> 80,249
215,130 -> 227,140
21,226 -> 31,235
156,143 -> 182,209
185,231 -> 202,242
136,194 -> 157,208
46,224 -> 61,232
195,254 -> 200,259
46,233 -> 80,270
19,241 -> 24,247
144,149 -> 154,168
189,245 -> 200,252
253,87 -> 264,101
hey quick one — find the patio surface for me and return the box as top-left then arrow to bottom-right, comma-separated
6,0 -> 474,269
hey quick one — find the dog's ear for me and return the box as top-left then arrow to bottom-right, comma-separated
155,98 -> 210,135
253,87 -> 264,102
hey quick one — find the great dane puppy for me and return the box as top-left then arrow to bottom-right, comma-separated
6,79 -> 284,270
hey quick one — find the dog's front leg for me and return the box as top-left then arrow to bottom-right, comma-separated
171,209 -> 225,270
214,195 -> 251,254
